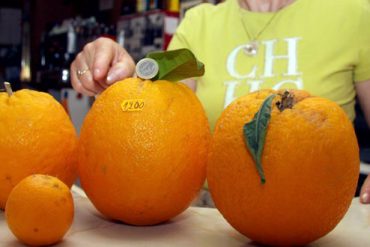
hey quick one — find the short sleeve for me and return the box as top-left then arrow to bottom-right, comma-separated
354,0 -> 370,82
167,4 -> 211,52
167,14 -> 192,51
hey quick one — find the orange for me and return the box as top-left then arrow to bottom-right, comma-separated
0,87 -> 78,209
5,174 -> 74,246
207,89 -> 359,246
78,78 -> 211,225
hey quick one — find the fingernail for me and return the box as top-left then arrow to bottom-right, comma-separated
106,70 -> 122,84
106,74 -> 114,84
94,68 -> 101,78
361,192 -> 370,203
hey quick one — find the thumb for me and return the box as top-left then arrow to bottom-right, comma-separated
106,59 -> 135,85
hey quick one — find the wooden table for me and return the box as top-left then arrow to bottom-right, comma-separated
1,190 -> 370,246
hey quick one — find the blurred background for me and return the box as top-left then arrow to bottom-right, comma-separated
0,0 -> 369,195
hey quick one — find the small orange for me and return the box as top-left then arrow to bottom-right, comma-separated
0,85 -> 78,209
5,174 -> 74,246
78,77 -> 211,225
207,89 -> 359,246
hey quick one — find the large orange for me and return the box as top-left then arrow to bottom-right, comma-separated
0,86 -> 78,209
5,174 -> 74,246
78,78 -> 211,225
207,89 -> 359,246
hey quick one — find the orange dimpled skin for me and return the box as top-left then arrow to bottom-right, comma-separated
207,89 -> 359,246
78,78 -> 211,225
5,174 -> 74,246
0,90 -> 78,209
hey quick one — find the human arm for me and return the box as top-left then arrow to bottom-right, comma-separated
356,80 -> 370,126
70,37 -> 135,96
355,80 -> 370,203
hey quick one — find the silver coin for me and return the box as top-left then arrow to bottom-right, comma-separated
136,58 -> 159,80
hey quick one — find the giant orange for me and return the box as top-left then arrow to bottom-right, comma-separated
0,83 -> 78,209
207,89 -> 359,246
78,78 -> 211,225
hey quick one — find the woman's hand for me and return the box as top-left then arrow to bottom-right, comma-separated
70,37 -> 135,96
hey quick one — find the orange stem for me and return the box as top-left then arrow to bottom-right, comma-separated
4,82 -> 13,96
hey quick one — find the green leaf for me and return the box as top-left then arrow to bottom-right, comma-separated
146,48 -> 204,81
243,94 -> 276,184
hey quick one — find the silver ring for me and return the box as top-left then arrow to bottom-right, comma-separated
76,68 -> 89,78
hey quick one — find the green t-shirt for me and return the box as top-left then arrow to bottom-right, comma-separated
168,0 -> 370,131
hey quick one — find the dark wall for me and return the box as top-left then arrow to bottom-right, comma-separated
29,0 -> 103,83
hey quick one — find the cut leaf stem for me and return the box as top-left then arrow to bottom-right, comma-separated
4,82 -> 13,96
